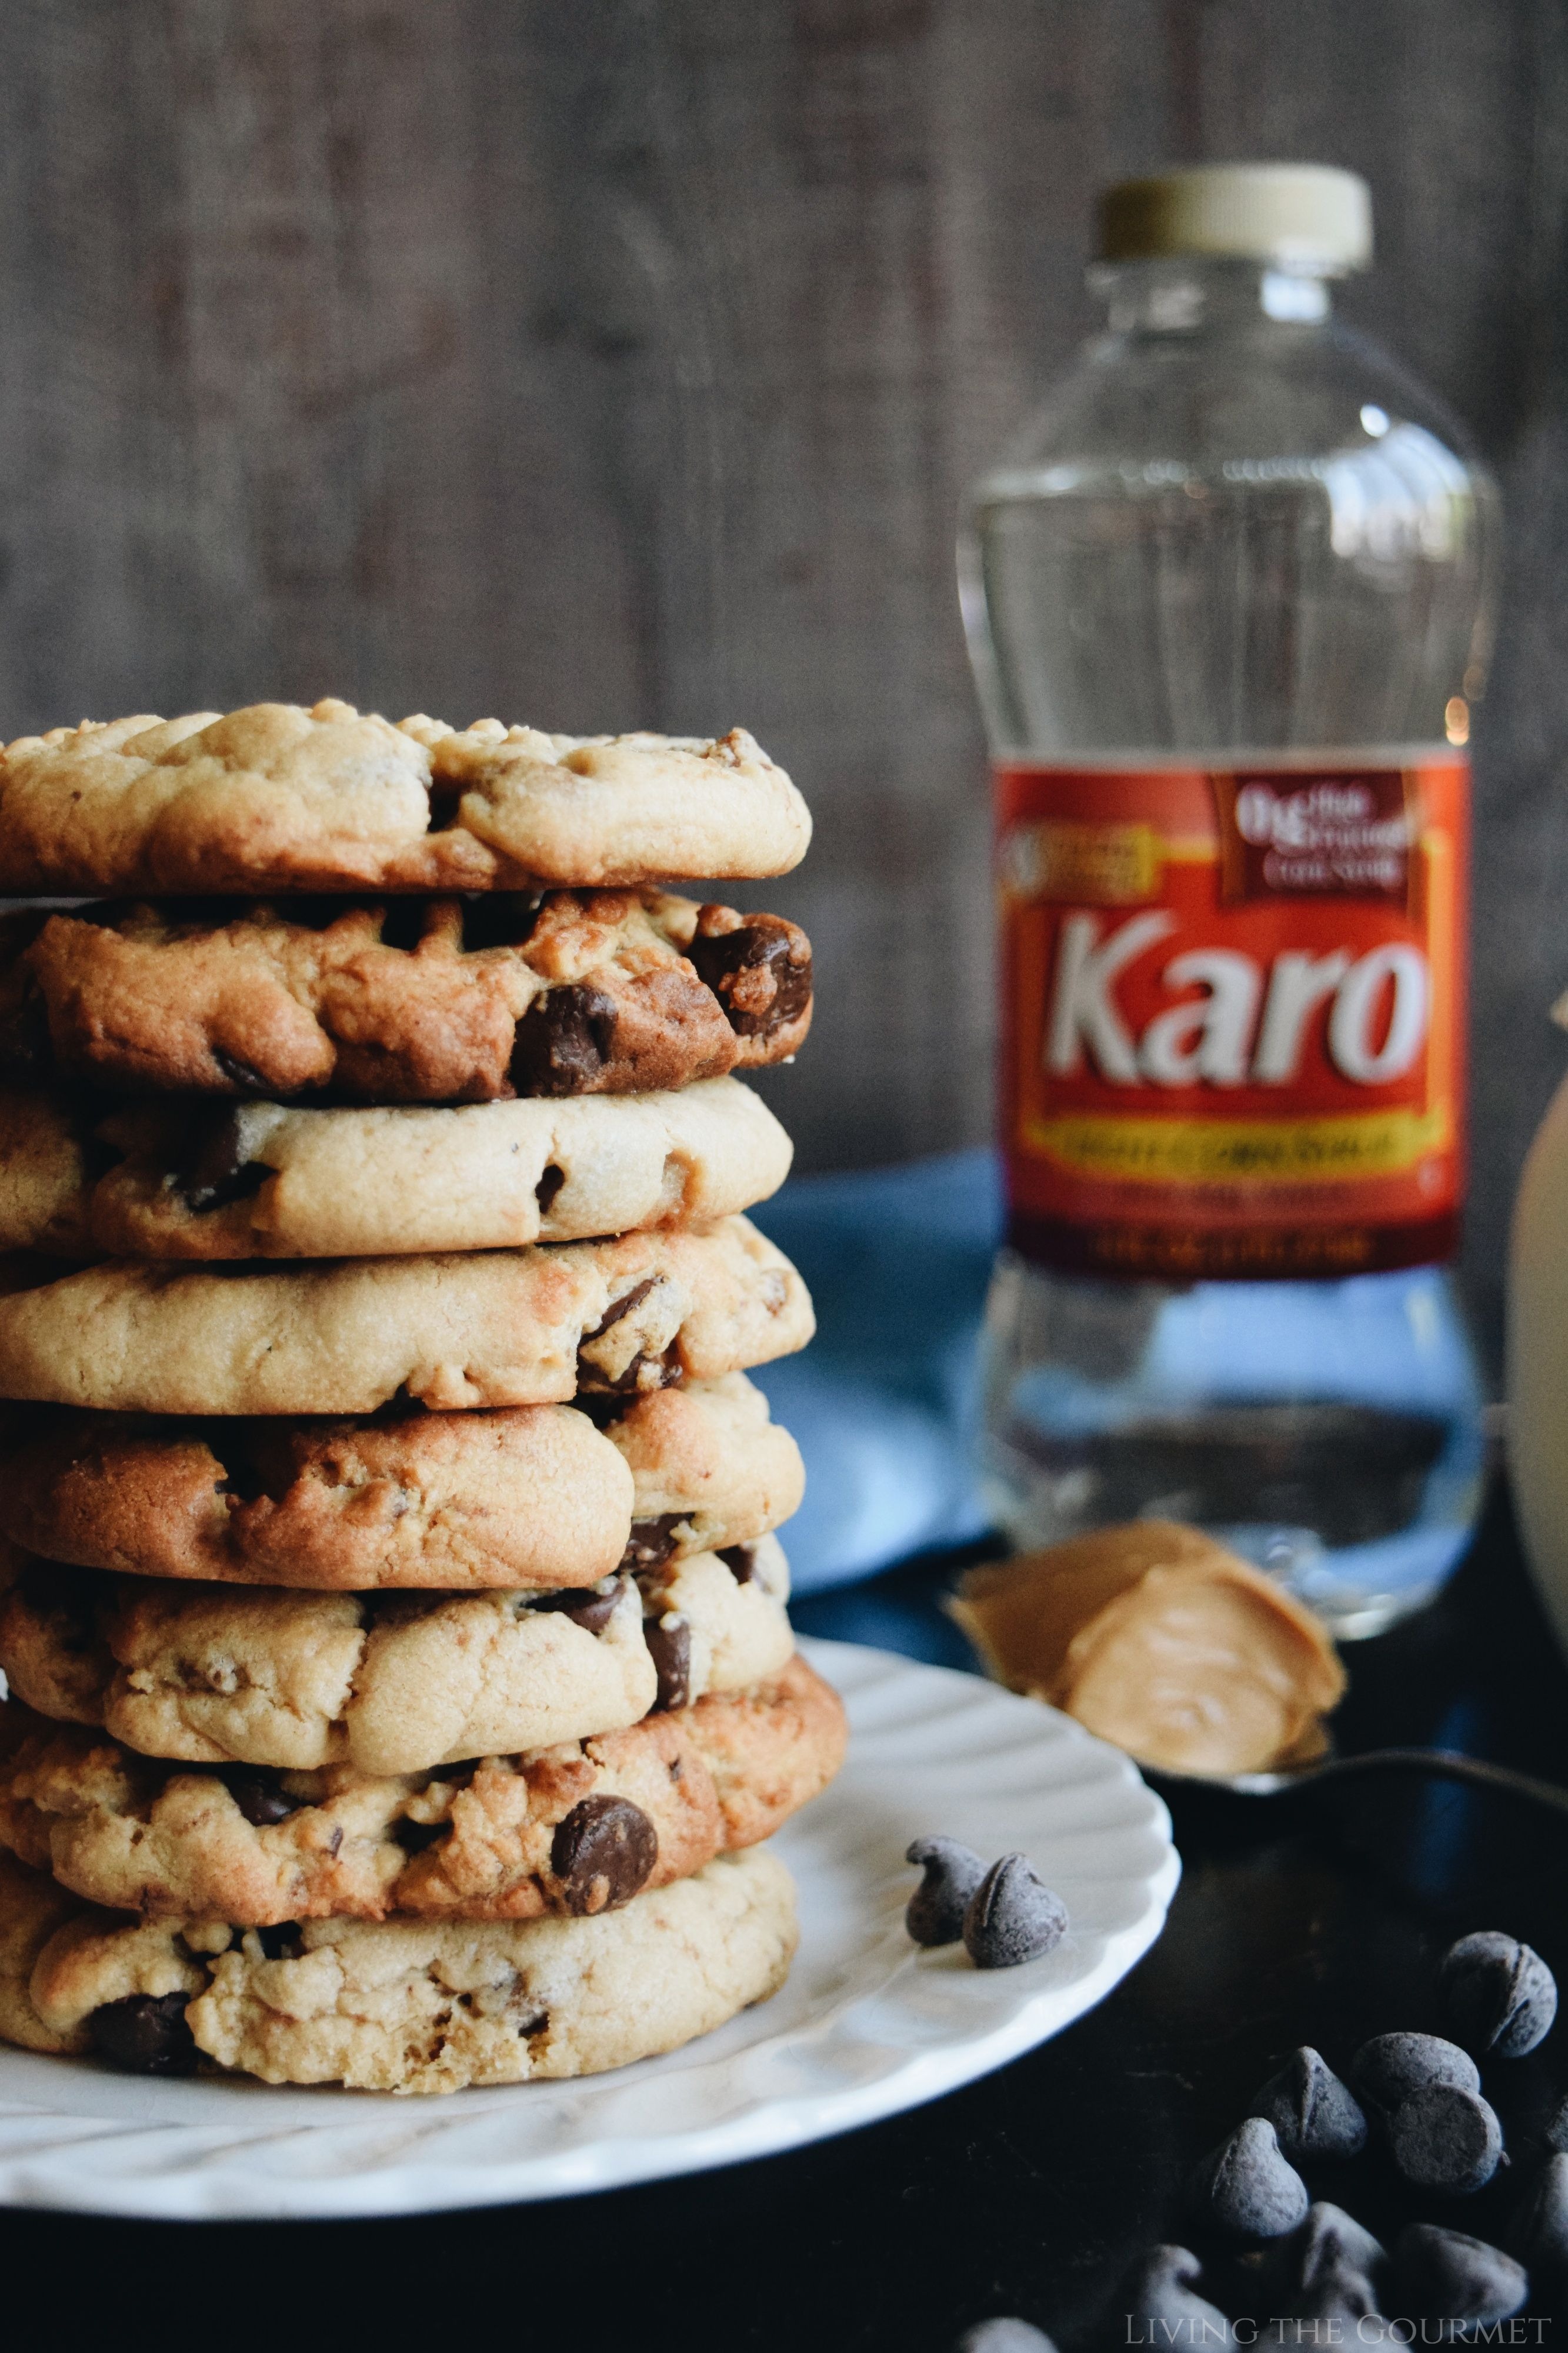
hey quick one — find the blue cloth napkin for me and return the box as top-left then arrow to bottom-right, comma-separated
746,1149 -> 1001,1593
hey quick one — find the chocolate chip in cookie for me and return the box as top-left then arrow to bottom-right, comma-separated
223,1769 -> 302,1827
509,985 -> 619,1095
551,1794 -> 659,1914
89,1991 -> 199,2077
646,1615 -> 693,1714
688,912 -> 811,1039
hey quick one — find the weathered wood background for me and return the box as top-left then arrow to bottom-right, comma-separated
0,0 -> 1563,1362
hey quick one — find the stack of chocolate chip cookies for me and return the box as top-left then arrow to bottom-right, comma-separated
0,698 -> 843,2095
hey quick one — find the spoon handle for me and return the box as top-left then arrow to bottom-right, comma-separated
1298,1747 -> 1568,1818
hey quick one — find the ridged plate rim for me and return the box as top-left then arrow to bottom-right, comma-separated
0,1637 -> 1180,2218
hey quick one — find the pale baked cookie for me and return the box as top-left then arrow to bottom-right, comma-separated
4,888 -> 812,1104
0,1849 -> 89,2054
0,1089 -> 93,1257
0,1215 -> 813,1414
5,1845 -> 797,2092
0,1537 -> 793,1774
0,1656 -> 846,1925
6,1077 -> 789,1261
0,701 -> 811,894
0,1375 -> 805,1590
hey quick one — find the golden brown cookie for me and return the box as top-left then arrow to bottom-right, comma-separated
0,701 -> 811,894
0,1655 -> 846,1925
5,1846 -> 797,2093
0,1375 -> 803,1592
0,1215 -> 813,1414
0,1538 -> 793,1774
9,1078 -> 791,1261
5,888 -> 812,1104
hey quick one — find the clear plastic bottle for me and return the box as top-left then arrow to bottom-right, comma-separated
959,165 -> 1499,1637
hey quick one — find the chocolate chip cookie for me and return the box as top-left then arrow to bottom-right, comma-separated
5,888 -> 812,1105
0,1379 -> 804,1592
0,701 -> 811,893
0,1537 -> 793,1774
0,1655 -> 846,1925
1,1844 -> 798,2092
11,1076 -> 790,1260
0,1374 -> 804,1591
0,1215 -> 813,1414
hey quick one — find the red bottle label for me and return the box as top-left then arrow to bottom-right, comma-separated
996,758 -> 1469,1279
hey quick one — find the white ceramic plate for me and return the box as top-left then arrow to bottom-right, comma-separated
0,1638 -> 1179,2218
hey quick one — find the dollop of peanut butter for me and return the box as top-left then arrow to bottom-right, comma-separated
948,1521 -> 1345,1775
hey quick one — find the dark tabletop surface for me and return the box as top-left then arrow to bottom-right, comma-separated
3,1482 -> 1566,2347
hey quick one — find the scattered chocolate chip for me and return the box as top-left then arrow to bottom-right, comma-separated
645,1615 -> 692,1713
1250,2046 -> 1367,2162
1116,2247 -> 1232,2342
511,985 -> 618,1094
688,915 -> 811,1038
954,2322 -> 1058,2353
211,1046 -> 271,1096
962,1854 -> 1068,1970
1189,2117 -> 1310,2241
89,1992 -> 198,2076
1350,2031 -> 1479,2112
1295,2258 -> 1381,2325
1285,2202 -> 1387,2297
551,1795 -> 658,1915
534,1581 -> 625,1635
718,1543 -> 758,1582
223,1771 -> 302,1827
170,1109 -> 269,1214
1386,2082 -> 1503,2195
1395,2224 -> 1527,2329
1510,2150 -> 1568,2272
622,1517 -> 681,1572
534,1164 -> 566,1215
905,1837 -> 986,1948
1439,1929 -> 1558,2058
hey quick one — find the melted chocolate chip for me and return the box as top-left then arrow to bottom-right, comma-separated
459,894 -> 542,953
645,1615 -> 692,1713
378,899 -> 429,952
170,1109 -> 270,1214
622,1515 -> 681,1571
89,1992 -> 198,2076
687,917 -> 811,1038
223,1771 -> 302,1827
585,1277 -> 658,1342
533,1581 -> 625,1635
510,984 -> 619,1095
535,1164 -> 566,1215
425,782 -> 464,834
211,1046 -> 271,1096
577,1347 -> 680,1398
393,1817 -> 446,1855
718,1544 -> 757,1582
551,1795 -> 658,1914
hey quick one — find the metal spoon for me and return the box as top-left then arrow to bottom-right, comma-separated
1150,1748 -> 1568,1819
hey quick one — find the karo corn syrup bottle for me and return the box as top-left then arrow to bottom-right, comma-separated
959,165 -> 1499,1635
